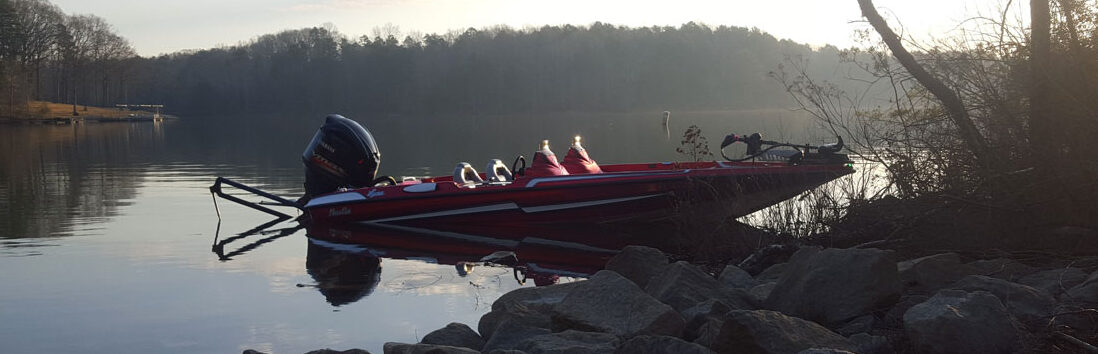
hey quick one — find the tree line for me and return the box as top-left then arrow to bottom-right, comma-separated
128,22 -> 852,117
0,0 -> 136,117
1,0 -> 858,118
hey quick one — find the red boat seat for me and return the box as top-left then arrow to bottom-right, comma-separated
485,159 -> 513,182
562,136 -> 602,174
524,140 -> 570,178
453,162 -> 485,186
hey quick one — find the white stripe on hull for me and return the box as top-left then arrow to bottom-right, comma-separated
369,203 -> 519,223
524,171 -> 685,187
304,191 -> 366,208
365,223 -> 522,248
519,194 -> 661,213
363,194 -> 664,223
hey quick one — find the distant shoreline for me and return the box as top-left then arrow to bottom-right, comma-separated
0,101 -> 175,123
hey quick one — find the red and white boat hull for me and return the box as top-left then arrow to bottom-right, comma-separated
303,161 -> 852,249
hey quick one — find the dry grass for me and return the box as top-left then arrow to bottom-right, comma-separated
21,101 -> 155,119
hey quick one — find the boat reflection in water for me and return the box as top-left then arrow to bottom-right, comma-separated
212,219 -> 614,306
305,239 -> 382,306
306,223 -> 615,289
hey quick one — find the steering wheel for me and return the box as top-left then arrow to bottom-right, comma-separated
371,176 -> 398,186
511,155 -> 526,176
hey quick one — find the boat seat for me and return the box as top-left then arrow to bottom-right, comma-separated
485,159 -> 513,182
454,162 -> 485,186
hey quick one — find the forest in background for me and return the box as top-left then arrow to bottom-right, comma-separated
0,0 -> 856,118
132,23 -> 851,116
0,0 -> 134,117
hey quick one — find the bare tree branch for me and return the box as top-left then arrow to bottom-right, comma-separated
857,0 -> 994,169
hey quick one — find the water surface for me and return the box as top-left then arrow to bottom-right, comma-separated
0,110 -> 813,353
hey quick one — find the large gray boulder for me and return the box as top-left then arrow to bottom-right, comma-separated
691,316 -> 724,348
748,245 -> 819,284
833,315 -> 874,337
1062,269 -> 1098,304
897,253 -> 971,294
966,258 -> 1037,281
718,264 -> 758,290
710,310 -> 855,354
515,330 -> 620,354
754,263 -> 788,284
680,299 -> 733,342
420,322 -> 484,351
1017,267 -> 1089,298
882,295 -> 928,329
645,261 -> 754,314
848,333 -> 892,354
747,282 -> 777,305
737,244 -> 803,275
493,281 -> 583,313
481,281 -> 583,339
481,318 -> 552,353
903,290 -> 1021,354
765,248 -> 902,324
604,245 -> 668,288
479,302 -> 551,340
383,342 -> 479,354
617,335 -> 714,354
947,275 -> 1056,325
551,270 -> 684,338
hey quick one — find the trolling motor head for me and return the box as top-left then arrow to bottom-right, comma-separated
721,133 -> 764,155
302,115 -> 382,198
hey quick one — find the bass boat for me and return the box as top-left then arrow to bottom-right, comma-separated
264,115 -> 854,249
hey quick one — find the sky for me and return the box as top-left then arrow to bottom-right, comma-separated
50,0 -> 1029,57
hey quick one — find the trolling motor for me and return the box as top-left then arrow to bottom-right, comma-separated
720,132 -> 850,165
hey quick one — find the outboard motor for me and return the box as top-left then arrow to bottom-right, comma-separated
302,115 -> 381,198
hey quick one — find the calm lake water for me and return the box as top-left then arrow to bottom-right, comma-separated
0,110 -> 814,353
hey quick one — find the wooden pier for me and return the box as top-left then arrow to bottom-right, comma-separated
114,104 -> 166,121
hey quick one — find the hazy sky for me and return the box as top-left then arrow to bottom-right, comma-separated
50,0 -> 1027,57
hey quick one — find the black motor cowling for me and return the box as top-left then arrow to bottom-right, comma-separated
303,114 -> 381,198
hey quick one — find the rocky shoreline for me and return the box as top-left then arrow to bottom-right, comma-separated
249,244 -> 1097,354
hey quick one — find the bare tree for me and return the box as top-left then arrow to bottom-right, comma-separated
13,0 -> 62,100
1030,0 -> 1052,160
857,0 -> 995,170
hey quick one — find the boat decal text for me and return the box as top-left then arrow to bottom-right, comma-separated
328,207 -> 351,217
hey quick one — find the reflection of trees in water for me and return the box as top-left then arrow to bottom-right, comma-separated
0,123 -> 160,240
